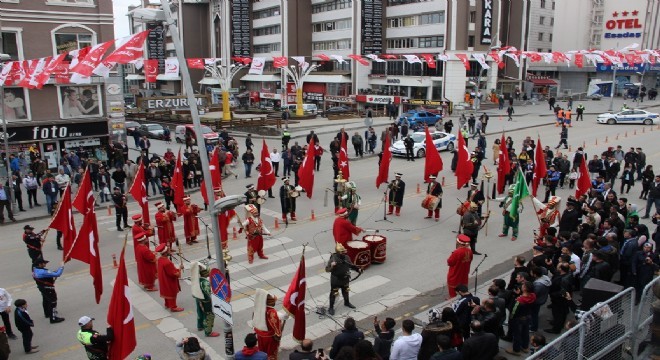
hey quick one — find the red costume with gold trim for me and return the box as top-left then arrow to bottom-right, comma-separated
132,223 -> 154,251
243,216 -> 268,263
534,197 -> 560,245
182,202 -> 202,244
253,290 -> 282,360
155,210 -> 177,246
332,216 -> 362,246
446,236 -> 473,298
157,254 -> 182,310
135,242 -> 157,289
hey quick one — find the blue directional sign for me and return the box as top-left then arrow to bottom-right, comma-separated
209,268 -> 233,325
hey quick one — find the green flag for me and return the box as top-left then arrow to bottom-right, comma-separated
509,169 -> 529,221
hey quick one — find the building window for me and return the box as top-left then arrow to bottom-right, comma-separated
313,19 -> 351,32
253,6 -> 280,19
537,48 -> 543,52
549,33 -> 553,42
387,0 -> 430,5
253,25 -> 281,36
539,16 -> 544,25
418,36 -> 444,48
47,0 -> 95,5
312,0 -> 351,14
540,0 -> 545,8
3,88 -> 29,121
537,32 -> 544,41
550,17 -> 554,26
469,11 -> 476,23
312,39 -> 351,51
1,31 -> 21,60
253,43 -> 281,53
57,85 -> 102,119
552,1 -> 555,9
468,35 -> 475,47
54,33 -> 93,54
386,38 -> 416,49
593,15 -> 602,25
419,12 -> 445,25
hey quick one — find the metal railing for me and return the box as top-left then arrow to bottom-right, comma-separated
630,276 -> 660,358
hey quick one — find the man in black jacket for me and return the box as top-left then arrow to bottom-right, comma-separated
545,263 -> 573,334
289,339 -> 317,360
461,320 -> 499,360
329,317 -> 364,359
558,199 -> 581,238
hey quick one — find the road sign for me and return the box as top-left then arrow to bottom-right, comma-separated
210,268 -> 233,325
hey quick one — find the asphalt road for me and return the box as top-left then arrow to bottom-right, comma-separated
2,98 -> 659,359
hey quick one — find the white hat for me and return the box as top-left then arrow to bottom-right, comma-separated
78,316 -> 94,326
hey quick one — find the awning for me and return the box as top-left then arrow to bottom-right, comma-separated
199,77 -> 220,85
529,78 -> 557,86
304,74 -> 352,83
240,74 -> 280,82
125,74 -> 145,80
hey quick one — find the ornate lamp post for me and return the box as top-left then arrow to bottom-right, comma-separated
280,62 -> 319,116
204,61 -> 248,121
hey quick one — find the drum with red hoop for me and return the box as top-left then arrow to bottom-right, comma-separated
362,234 -> 387,264
345,240 -> 371,269
421,195 -> 440,210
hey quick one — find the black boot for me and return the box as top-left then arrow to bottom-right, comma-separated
328,293 -> 336,315
342,289 -> 356,309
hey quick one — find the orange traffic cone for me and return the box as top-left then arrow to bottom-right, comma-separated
616,133 -> 619,140
442,177 -> 446,187
311,210 -> 316,221
416,183 -> 420,194
112,254 -> 118,269
232,227 -> 238,240
274,218 -> 280,229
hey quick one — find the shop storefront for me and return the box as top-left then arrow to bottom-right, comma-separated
354,94 -> 405,115
400,99 -> 451,115
526,74 -> 558,99
6,120 -> 111,170
286,83 -> 326,108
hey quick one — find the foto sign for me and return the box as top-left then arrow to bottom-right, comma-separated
210,268 -> 233,325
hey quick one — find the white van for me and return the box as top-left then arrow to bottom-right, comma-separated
287,103 -> 318,115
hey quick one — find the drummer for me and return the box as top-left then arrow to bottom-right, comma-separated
279,177 -> 298,223
425,175 -> 443,222
333,208 -> 363,247
245,184 -> 262,215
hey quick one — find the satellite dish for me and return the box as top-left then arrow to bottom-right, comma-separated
364,117 -> 373,127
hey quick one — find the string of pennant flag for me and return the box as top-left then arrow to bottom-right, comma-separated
1,29 -> 658,90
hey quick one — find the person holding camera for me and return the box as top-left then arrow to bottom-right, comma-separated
176,336 -> 210,360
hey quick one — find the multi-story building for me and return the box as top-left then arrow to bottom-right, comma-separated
524,0 -> 559,98
1,0 -> 117,168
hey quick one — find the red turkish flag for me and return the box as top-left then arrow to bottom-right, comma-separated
273,56 -> 288,68
532,137 -> 547,197
171,149 -> 185,211
339,135 -> 350,180
455,131 -> 473,189
382,54 -> 398,59
376,134 -> 392,188
496,134 -> 511,194
297,138 -> 316,198
420,54 -> 436,69
186,58 -> 205,69
107,245 -> 137,360
52,61 -> 71,84
455,54 -> 471,70
258,140 -> 276,191
128,159 -> 150,226
69,209 -> 103,303
16,60 -> 37,88
103,30 -> 150,64
283,254 -> 306,342
70,40 -> 115,77
35,53 -> 66,89
574,54 -> 584,68
575,153 -> 591,199
72,168 -> 95,215
144,59 -> 159,83
348,54 -> 369,66
317,54 -> 331,61
423,126 -> 443,182
48,184 -> 77,262
201,147 -> 222,205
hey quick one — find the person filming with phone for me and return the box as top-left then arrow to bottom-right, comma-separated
289,339 -> 322,360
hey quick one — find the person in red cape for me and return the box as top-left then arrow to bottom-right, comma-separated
446,234 -> 474,298
332,207 -> 363,246
181,195 -> 202,245
131,214 -> 154,251
241,204 -> 270,264
134,232 -> 157,291
252,288 -> 286,360
154,202 -> 177,248
155,243 -> 183,312
533,196 -> 561,245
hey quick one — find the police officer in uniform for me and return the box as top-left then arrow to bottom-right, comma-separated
244,184 -> 261,215
403,135 -> 415,161
32,259 -> 65,323
387,173 -> 406,216
325,243 -> 362,315
76,316 -> 114,360
111,187 -> 128,231
23,225 -> 44,263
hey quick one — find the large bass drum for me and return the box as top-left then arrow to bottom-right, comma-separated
362,235 -> 387,264
345,240 -> 371,269
421,195 -> 440,210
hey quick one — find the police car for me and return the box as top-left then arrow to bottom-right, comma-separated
390,131 -> 456,158
596,109 -> 660,125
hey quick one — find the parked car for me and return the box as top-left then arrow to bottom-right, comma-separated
136,123 -> 165,139
397,110 -> 442,130
287,103 -> 318,115
174,124 -> 220,144
125,121 -> 140,135
323,106 -> 352,116
390,131 -> 456,158
596,109 -> 659,125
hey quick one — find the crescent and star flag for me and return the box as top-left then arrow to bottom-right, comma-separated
164,58 -> 179,77
575,153 -> 591,199
107,244 -> 136,360
297,138 -> 316,198
455,53 -> 471,70
423,126 -> 443,183
273,56 -> 288,68
72,167 -> 94,215
455,130 -> 473,189
348,54 -> 369,66
531,137 -> 547,197
70,207 -> 103,304
128,159 -> 150,225
257,139 -> 276,192
48,184 -> 77,262
171,148 -> 185,211
282,254 -> 306,342
339,135 -> 350,180
497,134 -> 511,194
70,40 -> 115,83
376,134 -> 392,189
103,30 -> 150,65
144,59 -> 159,83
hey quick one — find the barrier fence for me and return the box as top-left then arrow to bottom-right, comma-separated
526,276 -> 659,360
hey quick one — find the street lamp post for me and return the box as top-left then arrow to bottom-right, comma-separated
280,63 -> 319,116
608,64 -> 618,112
204,61 -> 247,121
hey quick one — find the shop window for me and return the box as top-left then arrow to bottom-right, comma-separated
54,33 -> 93,54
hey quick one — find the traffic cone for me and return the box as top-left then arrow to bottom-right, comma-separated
416,183 -> 420,194
442,177 -> 446,186
595,138 -> 598,145
232,227 -> 237,240
625,131 -> 628,137
634,129 -> 637,135
107,205 -> 111,215
605,136 -> 608,143
112,254 -> 118,269
311,210 -> 316,221
274,218 -> 280,229
616,133 -> 619,140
